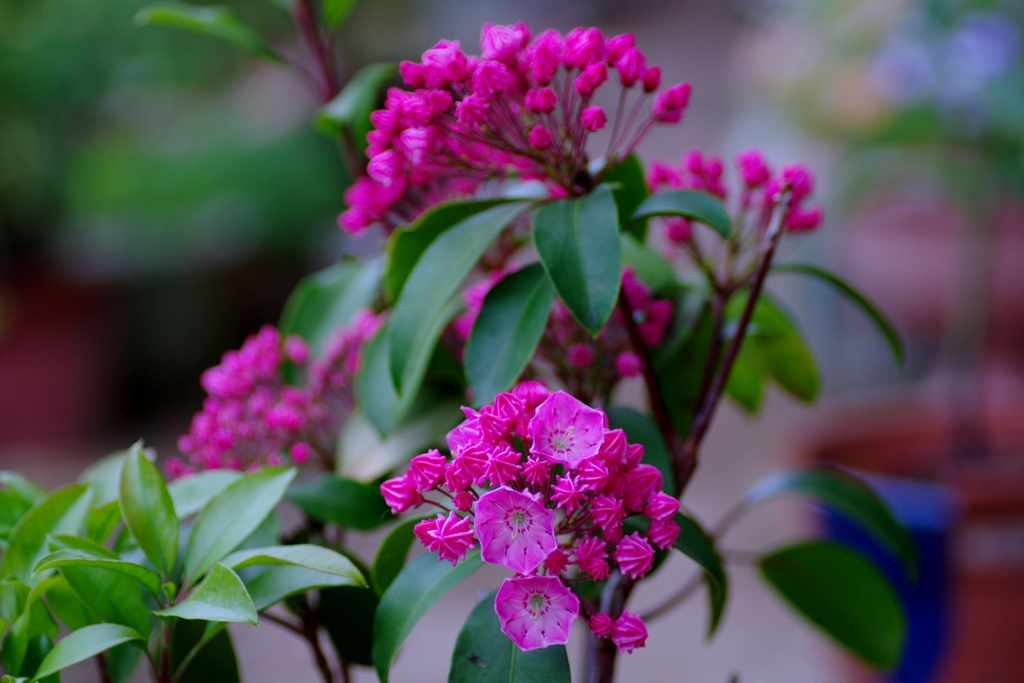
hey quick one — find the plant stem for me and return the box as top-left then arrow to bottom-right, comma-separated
639,570 -> 704,621
95,653 -> 113,683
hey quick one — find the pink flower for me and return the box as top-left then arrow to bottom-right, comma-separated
494,576 -> 579,651
666,217 -> 693,244
289,442 -> 312,466
481,22 -> 528,63
647,518 -> 680,549
567,343 -> 595,367
590,612 -> 615,638
453,490 -> 475,511
612,611 -> 648,653
529,391 -> 606,468
786,207 -> 823,232
512,380 -> 550,411
455,95 -> 489,127
737,149 -> 771,187
486,442 -> 523,486
522,456 -> 551,487
615,532 -> 655,579
408,449 -> 447,490
472,60 -> 510,98
476,487 -> 557,574
616,352 -> 642,377
381,476 -> 422,514
529,124 -> 553,149
582,106 -> 607,131
644,491 -> 680,521
418,512 -> 476,566
605,34 -> 635,63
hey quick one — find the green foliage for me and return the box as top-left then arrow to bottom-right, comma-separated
760,541 -> 905,670
286,475 -> 393,530
31,624 -> 143,682
533,186 -> 622,335
601,154 -> 650,241
155,564 -> 258,625
245,565 -> 357,611
135,3 -> 286,64
373,551 -> 483,683
321,585 -> 379,666
1,486 -> 92,584
170,620 -> 240,683
221,545 -> 365,586
33,548 -> 163,598
119,442 -> 179,577
371,516 -> 430,596
672,514 -> 728,636
629,189 -> 733,239
167,471 -> 242,519
448,590 -> 571,683
465,263 -> 555,406
317,64 -> 398,149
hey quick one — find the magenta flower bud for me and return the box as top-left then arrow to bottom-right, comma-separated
612,611 -> 648,653
399,126 -> 438,165
605,33 -> 636,64
577,458 -> 609,491
522,456 -> 551,487
453,490 -> 475,511
582,106 -> 607,131
290,442 -> 312,466
666,217 -> 693,244
381,476 -> 422,514
786,207 -> 824,232
284,335 -> 309,365
645,491 -> 680,521
456,95 -> 490,127
616,351 -> 642,378
544,548 -> 570,575
422,39 -> 470,85
369,109 -> 399,134
653,82 -> 692,122
471,60 -> 510,98
624,442 -> 644,469
642,65 -> 662,92
780,163 -> 815,203
399,61 -> 426,87
615,47 -> 646,87
525,87 -> 557,113
408,449 -> 447,490
647,518 -> 681,549
575,62 -> 608,96
480,22 -> 526,63
512,380 -> 551,410
551,474 -> 585,512
421,512 -> 475,566
567,342 -> 595,367
564,26 -> 606,69
600,428 -> 628,464
685,150 -> 704,174
528,29 -> 564,85
367,149 -> 404,186
529,124 -> 553,149
486,442 -> 522,487
590,612 -> 615,638
425,89 -> 453,113
624,464 -> 662,511
615,532 -> 655,579
574,535 -> 609,579
591,494 -> 626,533
737,148 -> 771,187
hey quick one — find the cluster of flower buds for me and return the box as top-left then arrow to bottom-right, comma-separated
649,149 -> 823,244
340,22 -> 692,234
381,383 -> 681,653
169,311 -> 381,477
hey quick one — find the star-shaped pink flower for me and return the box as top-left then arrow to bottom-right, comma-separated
475,487 -> 557,575
494,576 -> 580,651
529,391 -> 606,468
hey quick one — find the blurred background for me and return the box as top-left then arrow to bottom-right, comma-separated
2,0 -> 1023,681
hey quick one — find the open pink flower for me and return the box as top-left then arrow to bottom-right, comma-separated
529,391 -> 606,468
476,487 -> 557,574
494,576 -> 580,651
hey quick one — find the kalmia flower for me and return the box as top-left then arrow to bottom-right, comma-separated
494,576 -> 580,651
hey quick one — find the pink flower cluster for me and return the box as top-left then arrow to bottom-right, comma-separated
169,311 -> 381,477
382,384 -> 681,653
340,23 -> 692,233
649,149 -> 823,243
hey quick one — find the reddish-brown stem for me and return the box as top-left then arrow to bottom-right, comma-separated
95,653 -> 113,683
693,294 -> 726,411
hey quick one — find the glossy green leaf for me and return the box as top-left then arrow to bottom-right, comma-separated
448,589 -> 571,683
746,467 -> 918,575
286,475 -> 393,530
654,299 -> 713,438
1,485 -> 92,583
771,263 -> 904,367
167,470 -> 242,519
724,356 -> 765,414
629,189 -> 733,239
0,474 -> 46,507
106,641 -> 143,683
373,551 -> 483,683
119,442 -> 179,577
1,578 -> 60,675
184,467 -> 295,584
385,200 -> 514,301
221,545 -> 365,586
605,407 -> 675,497
79,449 -> 140,506
155,564 -> 257,625
533,185 -> 622,335
0,493 -> 31,535
620,233 -> 677,295
31,624 -> 143,682
134,3 -> 285,63
602,154 -> 650,241
672,513 -> 728,636
33,550 -> 162,597
370,516 -> 430,596
170,619 -> 239,683
321,0 -> 355,26
465,264 -> 554,405
44,578 -> 96,631
316,64 -> 397,146
389,202 -> 527,392
356,323 -> 414,435
86,502 -> 122,544
321,585 -> 379,666
760,541 -> 905,669
245,565 -> 358,612
278,258 -> 383,357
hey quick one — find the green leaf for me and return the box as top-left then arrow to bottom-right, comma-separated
370,517 -> 430,596
746,467 -> 918,575
285,475 -> 393,530
170,619 -> 239,683
184,468 -> 296,584
620,233 -> 677,295
672,513 -> 728,637
86,502 -> 122,544
389,202 -> 527,392
278,258 -> 383,357
629,189 -> 733,239
134,3 -> 285,64
79,449 -> 141,507
167,470 -> 243,519
355,323 -> 412,435
44,578 -> 96,631
31,624 -> 142,682
373,551 -> 483,682
1,486 -> 92,583
155,564 -> 257,625
33,550 -> 162,598
448,589 -> 571,683
724,356 -> 765,414
0,493 -> 31,535
106,642 -> 143,683
321,0 -> 355,26
316,64 -> 397,147
0,474 -> 46,507
771,263 -> 904,367
119,442 -> 179,577
385,200 -> 515,302
320,585 -> 378,666
245,565 -> 357,612
601,154 -> 650,241
533,186 -> 622,335
760,541 -> 905,670
220,545 -> 365,586
655,300 -> 713,437
605,407 -> 676,497
465,264 -> 554,405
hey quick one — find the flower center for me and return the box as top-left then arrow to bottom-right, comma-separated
552,426 -> 574,451
528,593 -> 546,620
508,509 -> 530,538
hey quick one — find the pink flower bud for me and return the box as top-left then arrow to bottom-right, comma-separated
453,490 -> 475,511
642,65 -> 662,92
564,27 -> 606,69
616,352 -> 642,377
289,442 -> 312,466
525,87 -> 557,113
614,47 -> 646,87
513,380 -> 550,410
544,548 -> 571,575
737,149 -> 771,187
456,95 -> 490,127
786,207 -> 823,232
647,518 -> 681,549
567,343 -> 595,367
624,464 -> 662,511
582,106 -> 607,131
666,217 -> 693,244
612,611 -> 648,653
590,612 -> 615,638
605,34 -> 636,64
645,491 -> 680,521
471,60 -> 510,98
399,61 -> 426,87
529,124 -> 553,149
575,62 -> 608,97
381,476 -> 422,514
528,29 -> 564,85
408,449 -> 447,490
653,82 -> 692,123
284,336 -> 309,365
615,532 -> 655,579
480,22 -> 526,63
367,149 -> 404,186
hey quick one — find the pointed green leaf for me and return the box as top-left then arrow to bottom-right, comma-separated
321,0 -> 355,26
771,263 -> 904,367
629,189 -> 733,239
0,492 -> 31,535
1,485 -> 92,583
760,541 -> 905,669
0,474 -> 46,507
672,513 -> 728,637
79,449 -> 140,507
465,263 -> 554,405
533,186 -> 622,335
135,3 -> 285,64
31,624 -> 142,682
86,501 -> 122,544
370,516 -> 430,596
316,64 -> 397,146
373,551 -> 483,683
44,578 -> 96,631
167,470 -> 242,519
184,468 -> 295,584
119,442 -> 178,577
221,545 -> 365,586
156,564 -> 257,625
389,202 -> 527,393
724,356 -> 765,414
245,565 -> 358,612
601,154 -> 650,241
170,618 -> 240,683
285,475 -> 393,531
448,589 -> 571,683
33,550 -> 163,598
